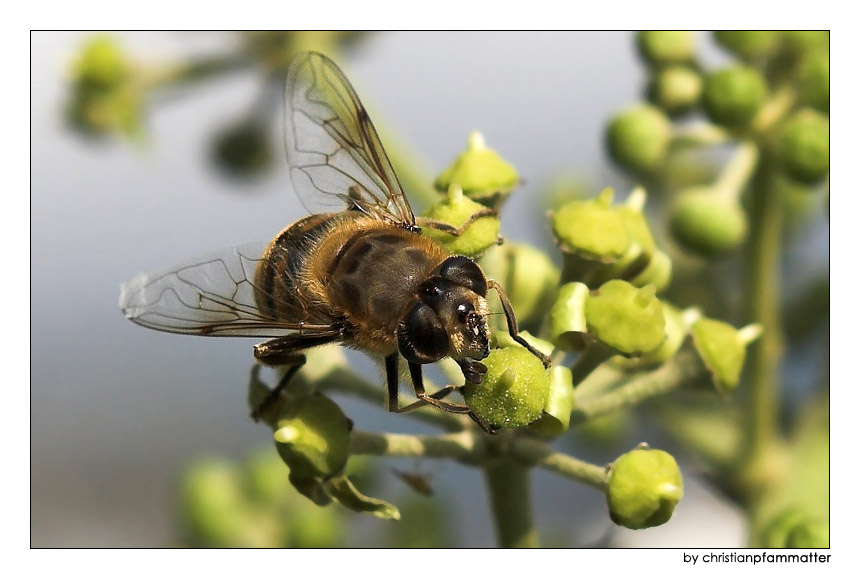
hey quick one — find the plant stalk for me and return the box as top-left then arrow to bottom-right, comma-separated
484,458 -> 539,548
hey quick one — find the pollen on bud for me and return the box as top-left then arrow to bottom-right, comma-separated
606,448 -> 684,530
434,131 -> 520,207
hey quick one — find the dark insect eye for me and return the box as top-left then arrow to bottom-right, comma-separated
457,302 -> 474,323
418,277 -> 452,309
398,302 -> 450,364
438,256 -> 487,297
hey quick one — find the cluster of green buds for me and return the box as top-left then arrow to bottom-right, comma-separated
65,36 -> 144,139
607,31 -> 828,259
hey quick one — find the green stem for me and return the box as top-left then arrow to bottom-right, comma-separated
713,141 -> 760,202
508,437 -> 607,490
740,152 -> 784,488
572,349 -> 708,424
570,343 -> 614,388
484,458 -> 539,548
350,430 -> 485,464
140,53 -> 254,90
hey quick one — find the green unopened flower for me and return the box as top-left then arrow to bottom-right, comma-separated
777,110 -> 829,185
528,366 -> 575,437
585,280 -> 666,357
553,188 -> 630,262
798,52 -> 829,113
702,66 -> 767,129
606,106 -> 672,173
669,186 -> 748,257
588,188 -> 658,284
274,393 -> 351,480
478,242 -> 560,329
614,304 -> 699,370
636,31 -> 695,66
606,447 -> 683,530
714,31 -> 781,61
549,282 -> 590,351
691,319 -> 762,395
434,131 -> 520,206
212,120 -> 273,178
628,249 -> 673,293
462,341 -> 551,428
421,184 -> 500,256
647,66 -> 702,116
759,507 -> 829,548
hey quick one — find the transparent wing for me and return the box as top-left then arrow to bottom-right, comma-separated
284,51 -> 415,226
119,243 -> 337,338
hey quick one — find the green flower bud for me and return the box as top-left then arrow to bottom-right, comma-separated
777,110 -> 829,185
434,131 -> 520,206
274,393 -> 351,480
606,106 -> 672,172
421,184 -> 500,256
702,67 -> 767,129
528,366 -> 575,437
553,188 -> 630,262
478,242 -> 560,330
714,31 -> 781,61
691,319 -> 762,395
549,282 -> 590,351
798,52 -> 829,113
585,280 -> 666,357
462,342 -> 551,428
587,188 -> 657,284
73,36 -> 131,91
782,31 -> 829,56
212,120 -> 273,178
759,507 -> 829,548
613,304 -> 699,370
647,66 -> 702,116
669,186 -> 748,257
607,447 -> 683,530
636,31 -> 695,66
628,249 -> 673,293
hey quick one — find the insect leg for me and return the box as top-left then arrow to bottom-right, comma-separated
251,332 -> 342,421
416,208 -> 498,237
488,279 -> 552,368
385,353 -> 400,412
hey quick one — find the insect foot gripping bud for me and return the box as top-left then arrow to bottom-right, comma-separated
647,66 -> 702,117
691,319 -> 762,396
636,31 -> 695,66
606,447 -> 684,530
421,184 -> 501,256
606,106 -> 672,173
462,341 -> 551,429
713,31 -> 782,61
669,186 -> 748,258
434,131 -> 520,208
776,110 -> 829,185
273,393 -> 351,484
702,66 -> 767,129
585,280 -> 666,358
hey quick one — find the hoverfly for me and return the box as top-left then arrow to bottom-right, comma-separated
119,51 -> 549,433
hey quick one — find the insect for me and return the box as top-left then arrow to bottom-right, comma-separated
119,51 -> 550,433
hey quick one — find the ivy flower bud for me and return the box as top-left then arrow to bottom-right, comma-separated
759,507 -> 829,548
274,393 -> 351,481
776,110 -> 829,185
434,131 -> 520,207
462,341 -> 551,428
606,105 -> 672,173
714,31 -> 781,61
628,249 -> 673,293
691,319 -> 762,395
798,52 -> 829,113
553,188 -> 630,263
585,280 -> 666,357
421,184 -> 501,256
528,366 -> 575,437
606,447 -> 684,530
702,66 -> 767,129
211,120 -> 273,178
478,242 -> 560,329
72,36 -> 132,91
669,186 -> 748,257
614,304 -> 699,370
636,31 -> 695,66
647,66 -> 702,116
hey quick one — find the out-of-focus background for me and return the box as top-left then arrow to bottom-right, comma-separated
31,31 -> 826,547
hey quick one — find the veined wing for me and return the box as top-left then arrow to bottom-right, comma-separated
119,243 -> 336,338
284,51 -> 415,226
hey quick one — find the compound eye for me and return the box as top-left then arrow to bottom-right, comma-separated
418,277 -> 452,310
398,302 -> 450,365
438,256 -> 487,297
457,302 -> 475,324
